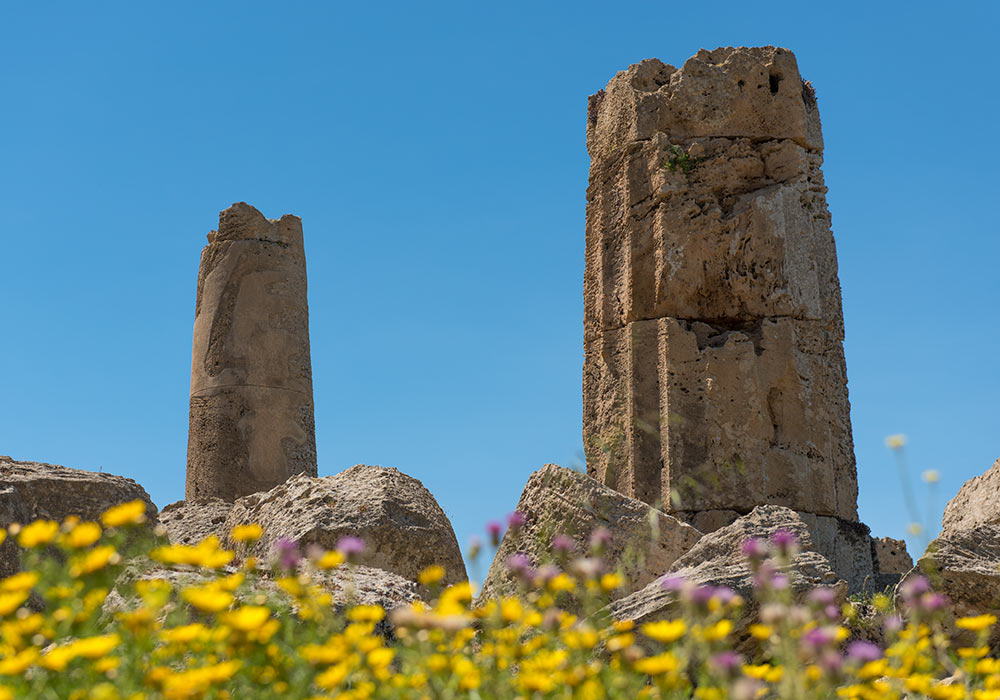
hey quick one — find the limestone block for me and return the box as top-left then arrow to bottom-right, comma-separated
902,524 -> 1000,646
584,316 -> 857,519
873,536 -> 912,575
186,202 -> 317,501
479,464 -> 702,602
224,466 -> 467,587
587,47 -> 822,162
0,457 -> 159,577
795,512 -> 874,595
605,507 -> 844,641
584,136 -> 843,341
940,457 -> 1000,537
159,498 -> 234,545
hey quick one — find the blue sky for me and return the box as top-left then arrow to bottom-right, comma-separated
2,1 -> 997,565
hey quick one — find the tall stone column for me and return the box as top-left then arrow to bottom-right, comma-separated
186,202 -> 317,501
583,47 -> 858,524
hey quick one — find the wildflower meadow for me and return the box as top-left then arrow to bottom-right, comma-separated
0,501 -> 997,699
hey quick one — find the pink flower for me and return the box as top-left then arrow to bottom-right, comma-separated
336,535 -> 365,563
847,641 -> 882,662
486,520 -> 504,547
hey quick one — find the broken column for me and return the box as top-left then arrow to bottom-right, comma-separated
186,202 -> 317,501
583,47 -> 858,524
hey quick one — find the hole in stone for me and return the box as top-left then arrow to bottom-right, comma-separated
737,79 -> 745,93
769,72 -> 782,96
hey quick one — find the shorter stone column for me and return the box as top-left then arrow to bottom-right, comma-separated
186,202 -> 317,501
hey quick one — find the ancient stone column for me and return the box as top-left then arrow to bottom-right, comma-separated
186,202 -> 317,501
583,47 -> 858,525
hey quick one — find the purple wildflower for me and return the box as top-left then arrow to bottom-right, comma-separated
883,615 -> 904,634
819,650 -> 844,674
802,626 -> 835,648
709,651 -> 743,678
534,563 -> 561,584
769,573 -> 789,590
551,534 -> 577,556
274,538 -> 301,571
920,592 -> 949,612
769,529 -> 799,555
336,535 -> 365,564
507,511 -> 526,531
899,575 -> 930,603
808,587 -> 837,606
486,520 -> 504,547
659,574 -> 687,592
846,640 -> 883,663
506,552 -> 533,574
712,586 -> 736,605
741,537 -> 767,560
689,585 -> 715,606
589,527 -> 612,554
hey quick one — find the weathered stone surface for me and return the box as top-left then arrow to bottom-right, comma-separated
940,458 -> 1000,537
186,202 -> 317,502
584,317 -> 856,518
583,47 -> 857,523
795,512 -> 873,595
224,466 -> 467,587
479,464 -> 701,602
0,457 -> 159,576
0,457 -> 157,524
159,498 -> 233,545
873,536 -> 912,575
902,524 -> 1000,646
606,506 -> 844,632
587,47 -> 822,163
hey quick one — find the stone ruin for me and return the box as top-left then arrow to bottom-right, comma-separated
185,202 -> 318,501
31,45 -> 1000,626
582,46 -> 858,532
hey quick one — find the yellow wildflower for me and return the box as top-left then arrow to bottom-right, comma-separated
181,586 -> 234,613
418,565 -> 445,586
606,633 -> 635,652
956,614 -> 997,632
230,524 -> 263,543
159,622 -> 208,644
220,606 -> 270,632
641,619 -> 686,644
958,645 -> 989,658
749,623 -> 773,640
101,500 -> 148,527
72,634 -> 120,659
17,520 -> 59,548
548,573 -> 576,593
69,545 -> 119,576
500,598 -> 523,622
699,619 -> 732,642
347,605 -> 385,623
634,652 -> 678,675
0,571 -> 38,593
61,521 -> 103,548
317,550 -> 345,569
0,647 -> 38,675
367,647 -> 394,669
600,573 -> 623,592
315,663 -> 350,689
0,591 -> 30,617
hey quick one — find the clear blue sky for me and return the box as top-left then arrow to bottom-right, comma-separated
2,1 -> 997,565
